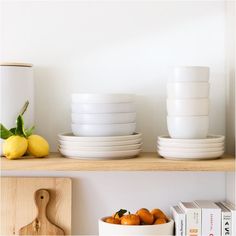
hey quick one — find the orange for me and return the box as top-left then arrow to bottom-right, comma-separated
151,209 -> 167,220
105,217 -> 121,224
154,218 -> 167,224
121,214 -> 140,225
136,208 -> 154,225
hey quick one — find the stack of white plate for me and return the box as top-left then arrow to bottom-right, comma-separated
157,135 -> 225,160
58,132 -> 142,160
71,93 -> 136,136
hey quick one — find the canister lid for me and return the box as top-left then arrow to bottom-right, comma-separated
0,62 -> 33,67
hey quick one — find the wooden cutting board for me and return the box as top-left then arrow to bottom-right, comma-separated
1,177 -> 72,236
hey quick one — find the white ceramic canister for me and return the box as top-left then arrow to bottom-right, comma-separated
0,62 -> 34,154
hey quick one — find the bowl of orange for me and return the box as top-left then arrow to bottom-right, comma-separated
99,208 -> 174,236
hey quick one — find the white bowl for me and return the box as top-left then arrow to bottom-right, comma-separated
167,82 -> 209,99
59,149 -> 142,160
72,93 -> 134,103
71,113 -> 136,124
58,132 -> 142,142
167,99 -> 209,116
71,123 -> 136,136
170,66 -> 209,82
59,143 -> 142,151
99,217 -> 174,236
72,103 -> 135,114
158,135 -> 225,144
167,116 -> 209,139
59,138 -> 142,147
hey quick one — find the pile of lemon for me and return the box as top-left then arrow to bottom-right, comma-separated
1,101 -> 49,160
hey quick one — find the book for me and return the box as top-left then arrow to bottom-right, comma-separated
215,202 -> 232,236
179,202 -> 201,236
170,205 -> 186,236
194,200 -> 221,236
222,201 -> 236,236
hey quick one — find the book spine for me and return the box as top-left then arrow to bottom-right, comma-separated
171,207 -> 185,236
222,212 -> 231,236
186,210 -> 201,236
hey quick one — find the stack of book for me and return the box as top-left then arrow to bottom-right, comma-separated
171,200 -> 235,236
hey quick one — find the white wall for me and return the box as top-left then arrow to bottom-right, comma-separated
1,1 -> 231,235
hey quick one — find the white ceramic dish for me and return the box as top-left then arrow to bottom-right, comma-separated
157,140 -> 224,149
170,66 -> 209,82
72,123 -> 136,136
167,116 -> 209,139
158,135 -> 225,144
71,103 -> 135,114
71,112 -> 136,124
59,143 -> 142,151
72,93 -> 134,103
58,132 -> 142,142
59,148 -> 142,160
167,82 -> 209,99
158,150 -> 224,160
99,217 -> 174,236
59,138 -> 142,147
157,145 -> 224,153
167,99 -> 209,116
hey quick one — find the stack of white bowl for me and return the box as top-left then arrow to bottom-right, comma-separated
58,93 -> 142,159
157,66 -> 225,160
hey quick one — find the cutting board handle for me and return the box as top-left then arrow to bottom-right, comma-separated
35,189 -> 50,220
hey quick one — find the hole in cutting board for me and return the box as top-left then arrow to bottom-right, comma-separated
41,196 -> 44,199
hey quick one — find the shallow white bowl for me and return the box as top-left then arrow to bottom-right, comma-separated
158,150 -> 224,160
99,217 -> 174,236
58,132 -> 142,142
157,140 -> 224,149
158,135 -> 225,144
170,66 -> 209,82
167,99 -> 209,116
167,116 -> 209,139
72,93 -> 134,103
72,103 -> 135,114
157,145 -> 224,153
59,148 -> 142,160
72,123 -> 136,136
59,143 -> 142,151
71,112 -> 136,124
59,138 -> 142,147
167,82 -> 209,99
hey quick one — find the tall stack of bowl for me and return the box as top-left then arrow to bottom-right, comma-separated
157,66 -> 225,160
58,94 -> 142,160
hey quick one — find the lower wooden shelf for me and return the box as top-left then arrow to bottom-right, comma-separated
1,152 -> 235,171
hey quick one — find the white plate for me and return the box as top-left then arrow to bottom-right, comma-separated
59,148 -> 142,160
71,93 -> 134,103
59,143 -> 142,151
157,145 -> 224,153
71,112 -> 136,124
59,138 -> 142,147
72,123 -> 136,136
157,140 -> 224,148
158,135 -> 225,144
58,132 -> 142,142
158,150 -> 224,160
71,103 -> 135,114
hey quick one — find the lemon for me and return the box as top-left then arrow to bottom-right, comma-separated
3,135 -> 28,159
27,134 -> 49,157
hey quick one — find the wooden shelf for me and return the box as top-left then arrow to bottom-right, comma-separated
1,152 -> 235,171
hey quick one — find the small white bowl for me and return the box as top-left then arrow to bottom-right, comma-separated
72,93 -> 134,103
170,66 -> 209,82
167,99 -> 209,116
72,103 -> 135,114
167,116 -> 209,139
99,217 -> 174,236
71,112 -> 136,124
72,123 -> 136,136
167,82 -> 209,99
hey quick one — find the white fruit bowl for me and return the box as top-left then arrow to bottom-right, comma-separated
71,112 -> 136,124
72,123 -> 136,136
99,217 -> 174,236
